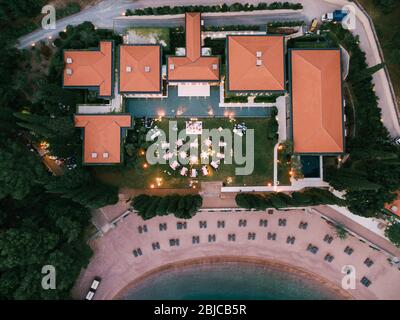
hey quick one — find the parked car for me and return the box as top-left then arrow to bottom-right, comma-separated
321,10 -> 348,22
309,18 -> 319,33
84,277 -> 101,300
393,137 -> 400,145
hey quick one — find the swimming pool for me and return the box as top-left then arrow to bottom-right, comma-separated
125,86 -> 272,118
300,156 -> 321,178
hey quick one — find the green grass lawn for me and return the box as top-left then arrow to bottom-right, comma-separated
126,27 -> 170,50
358,0 -> 400,106
94,117 -> 277,189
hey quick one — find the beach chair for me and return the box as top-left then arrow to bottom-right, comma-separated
217,220 -> 225,228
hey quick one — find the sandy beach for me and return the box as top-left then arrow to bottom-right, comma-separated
72,208 -> 400,300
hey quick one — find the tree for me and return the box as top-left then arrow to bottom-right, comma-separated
45,168 -> 119,209
132,194 -> 202,219
385,223 -> 400,247
335,224 -> 348,240
373,0 -> 397,14
0,136 -> 46,200
350,63 -> 385,84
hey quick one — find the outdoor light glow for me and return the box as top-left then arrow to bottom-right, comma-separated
121,11 -> 126,16
268,182 -> 272,187
150,184 -> 155,189
143,163 -> 148,169
278,144 -> 283,150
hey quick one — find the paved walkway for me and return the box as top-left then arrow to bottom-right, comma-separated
313,205 -> 400,257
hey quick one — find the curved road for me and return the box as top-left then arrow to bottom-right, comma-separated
18,0 -> 400,138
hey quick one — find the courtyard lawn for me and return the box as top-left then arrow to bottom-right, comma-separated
93,117 -> 276,189
126,27 -> 170,50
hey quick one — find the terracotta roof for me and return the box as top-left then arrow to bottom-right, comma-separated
385,192 -> 400,217
167,12 -> 219,81
291,49 -> 344,154
64,41 -> 113,97
227,35 -> 285,91
75,115 -> 131,164
119,45 -> 161,93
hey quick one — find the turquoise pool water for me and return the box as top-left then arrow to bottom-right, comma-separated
300,155 -> 321,178
126,86 -> 272,118
123,262 -> 343,300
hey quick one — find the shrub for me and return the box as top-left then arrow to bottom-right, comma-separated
126,2 -> 303,16
236,188 -> 343,209
132,194 -> 203,219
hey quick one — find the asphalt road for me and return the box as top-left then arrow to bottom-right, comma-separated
112,13 -> 308,33
18,0 -> 332,48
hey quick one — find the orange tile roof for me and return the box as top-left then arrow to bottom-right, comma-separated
167,12 -> 219,81
291,49 -> 344,154
75,115 -> 131,164
227,35 -> 285,91
119,45 -> 161,93
64,41 -> 113,97
385,192 -> 400,217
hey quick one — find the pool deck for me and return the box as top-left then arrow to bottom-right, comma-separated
125,86 -> 273,118
72,207 -> 400,300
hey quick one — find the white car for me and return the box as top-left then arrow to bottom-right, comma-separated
84,277 -> 101,300
394,137 -> 400,145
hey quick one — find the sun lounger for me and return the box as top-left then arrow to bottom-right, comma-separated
299,221 -> 308,229
259,219 -> 268,227
199,221 -> 207,229
278,218 -> 287,226
248,232 -> 256,240
152,242 -> 160,250
217,220 -> 225,228
324,254 -> 334,262
344,246 -> 354,255
286,236 -> 295,244
159,223 -> 167,231
228,233 -> 236,241
238,219 -> 247,227
208,234 -> 216,242
364,258 -> 374,267
192,236 -> 200,244
267,232 -> 277,240
360,277 -> 372,287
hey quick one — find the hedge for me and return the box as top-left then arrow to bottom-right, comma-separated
132,194 -> 203,220
235,188 -> 344,210
126,2 -> 303,16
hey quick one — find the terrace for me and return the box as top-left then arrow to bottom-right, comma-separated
125,86 -> 273,118
94,117 -> 281,189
